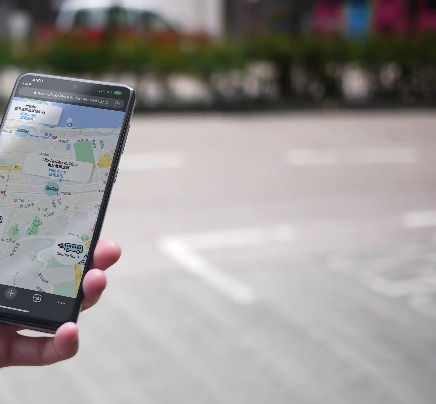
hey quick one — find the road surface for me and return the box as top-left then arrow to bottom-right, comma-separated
2,111 -> 436,404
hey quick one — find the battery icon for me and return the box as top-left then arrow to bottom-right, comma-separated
114,91 -> 122,95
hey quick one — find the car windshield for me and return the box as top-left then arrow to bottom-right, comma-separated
70,7 -> 173,32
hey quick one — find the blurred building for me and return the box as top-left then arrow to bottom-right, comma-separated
3,0 -> 436,41
0,0 -> 59,41
224,0 -> 436,37
225,0 -> 314,37
0,0 -> 58,25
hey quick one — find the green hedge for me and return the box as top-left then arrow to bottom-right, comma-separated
1,35 -> 436,101
19,36 -> 246,77
12,35 -> 432,74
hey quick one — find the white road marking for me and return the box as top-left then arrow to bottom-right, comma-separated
158,224 -> 295,304
286,149 -> 338,166
402,210 -> 436,229
120,152 -> 184,171
286,148 -> 418,166
159,237 -> 257,304
359,271 -> 436,298
357,148 -> 418,164
326,249 -> 436,317
410,294 -> 436,318
181,224 -> 296,250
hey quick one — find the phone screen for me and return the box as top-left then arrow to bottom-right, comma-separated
0,74 -> 134,329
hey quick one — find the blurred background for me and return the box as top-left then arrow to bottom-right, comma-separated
2,1 -> 436,403
1,0 -> 436,108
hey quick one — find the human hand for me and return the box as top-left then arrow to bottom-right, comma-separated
0,239 -> 121,367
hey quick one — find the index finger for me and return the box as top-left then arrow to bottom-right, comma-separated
91,239 -> 122,271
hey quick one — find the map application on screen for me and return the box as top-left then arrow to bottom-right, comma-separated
0,96 -> 125,298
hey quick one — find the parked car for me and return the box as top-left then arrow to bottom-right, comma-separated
37,0 -> 210,48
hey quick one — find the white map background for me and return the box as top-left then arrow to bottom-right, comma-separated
0,98 -> 124,297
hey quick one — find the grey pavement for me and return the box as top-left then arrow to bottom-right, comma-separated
2,111 -> 436,403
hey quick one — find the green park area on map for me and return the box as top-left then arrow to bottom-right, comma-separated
74,141 -> 95,164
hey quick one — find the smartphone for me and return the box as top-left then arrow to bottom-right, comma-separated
0,73 -> 135,333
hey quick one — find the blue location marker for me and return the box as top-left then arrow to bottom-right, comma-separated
44,182 -> 60,196
16,125 -> 30,138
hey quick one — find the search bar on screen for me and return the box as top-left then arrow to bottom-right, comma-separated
18,87 -> 125,109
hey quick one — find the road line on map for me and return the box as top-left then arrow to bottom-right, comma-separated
286,148 -> 418,167
402,210 -> 436,229
120,152 -> 184,171
158,224 -> 296,304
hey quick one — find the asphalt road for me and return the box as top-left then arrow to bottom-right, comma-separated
2,111 -> 436,404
